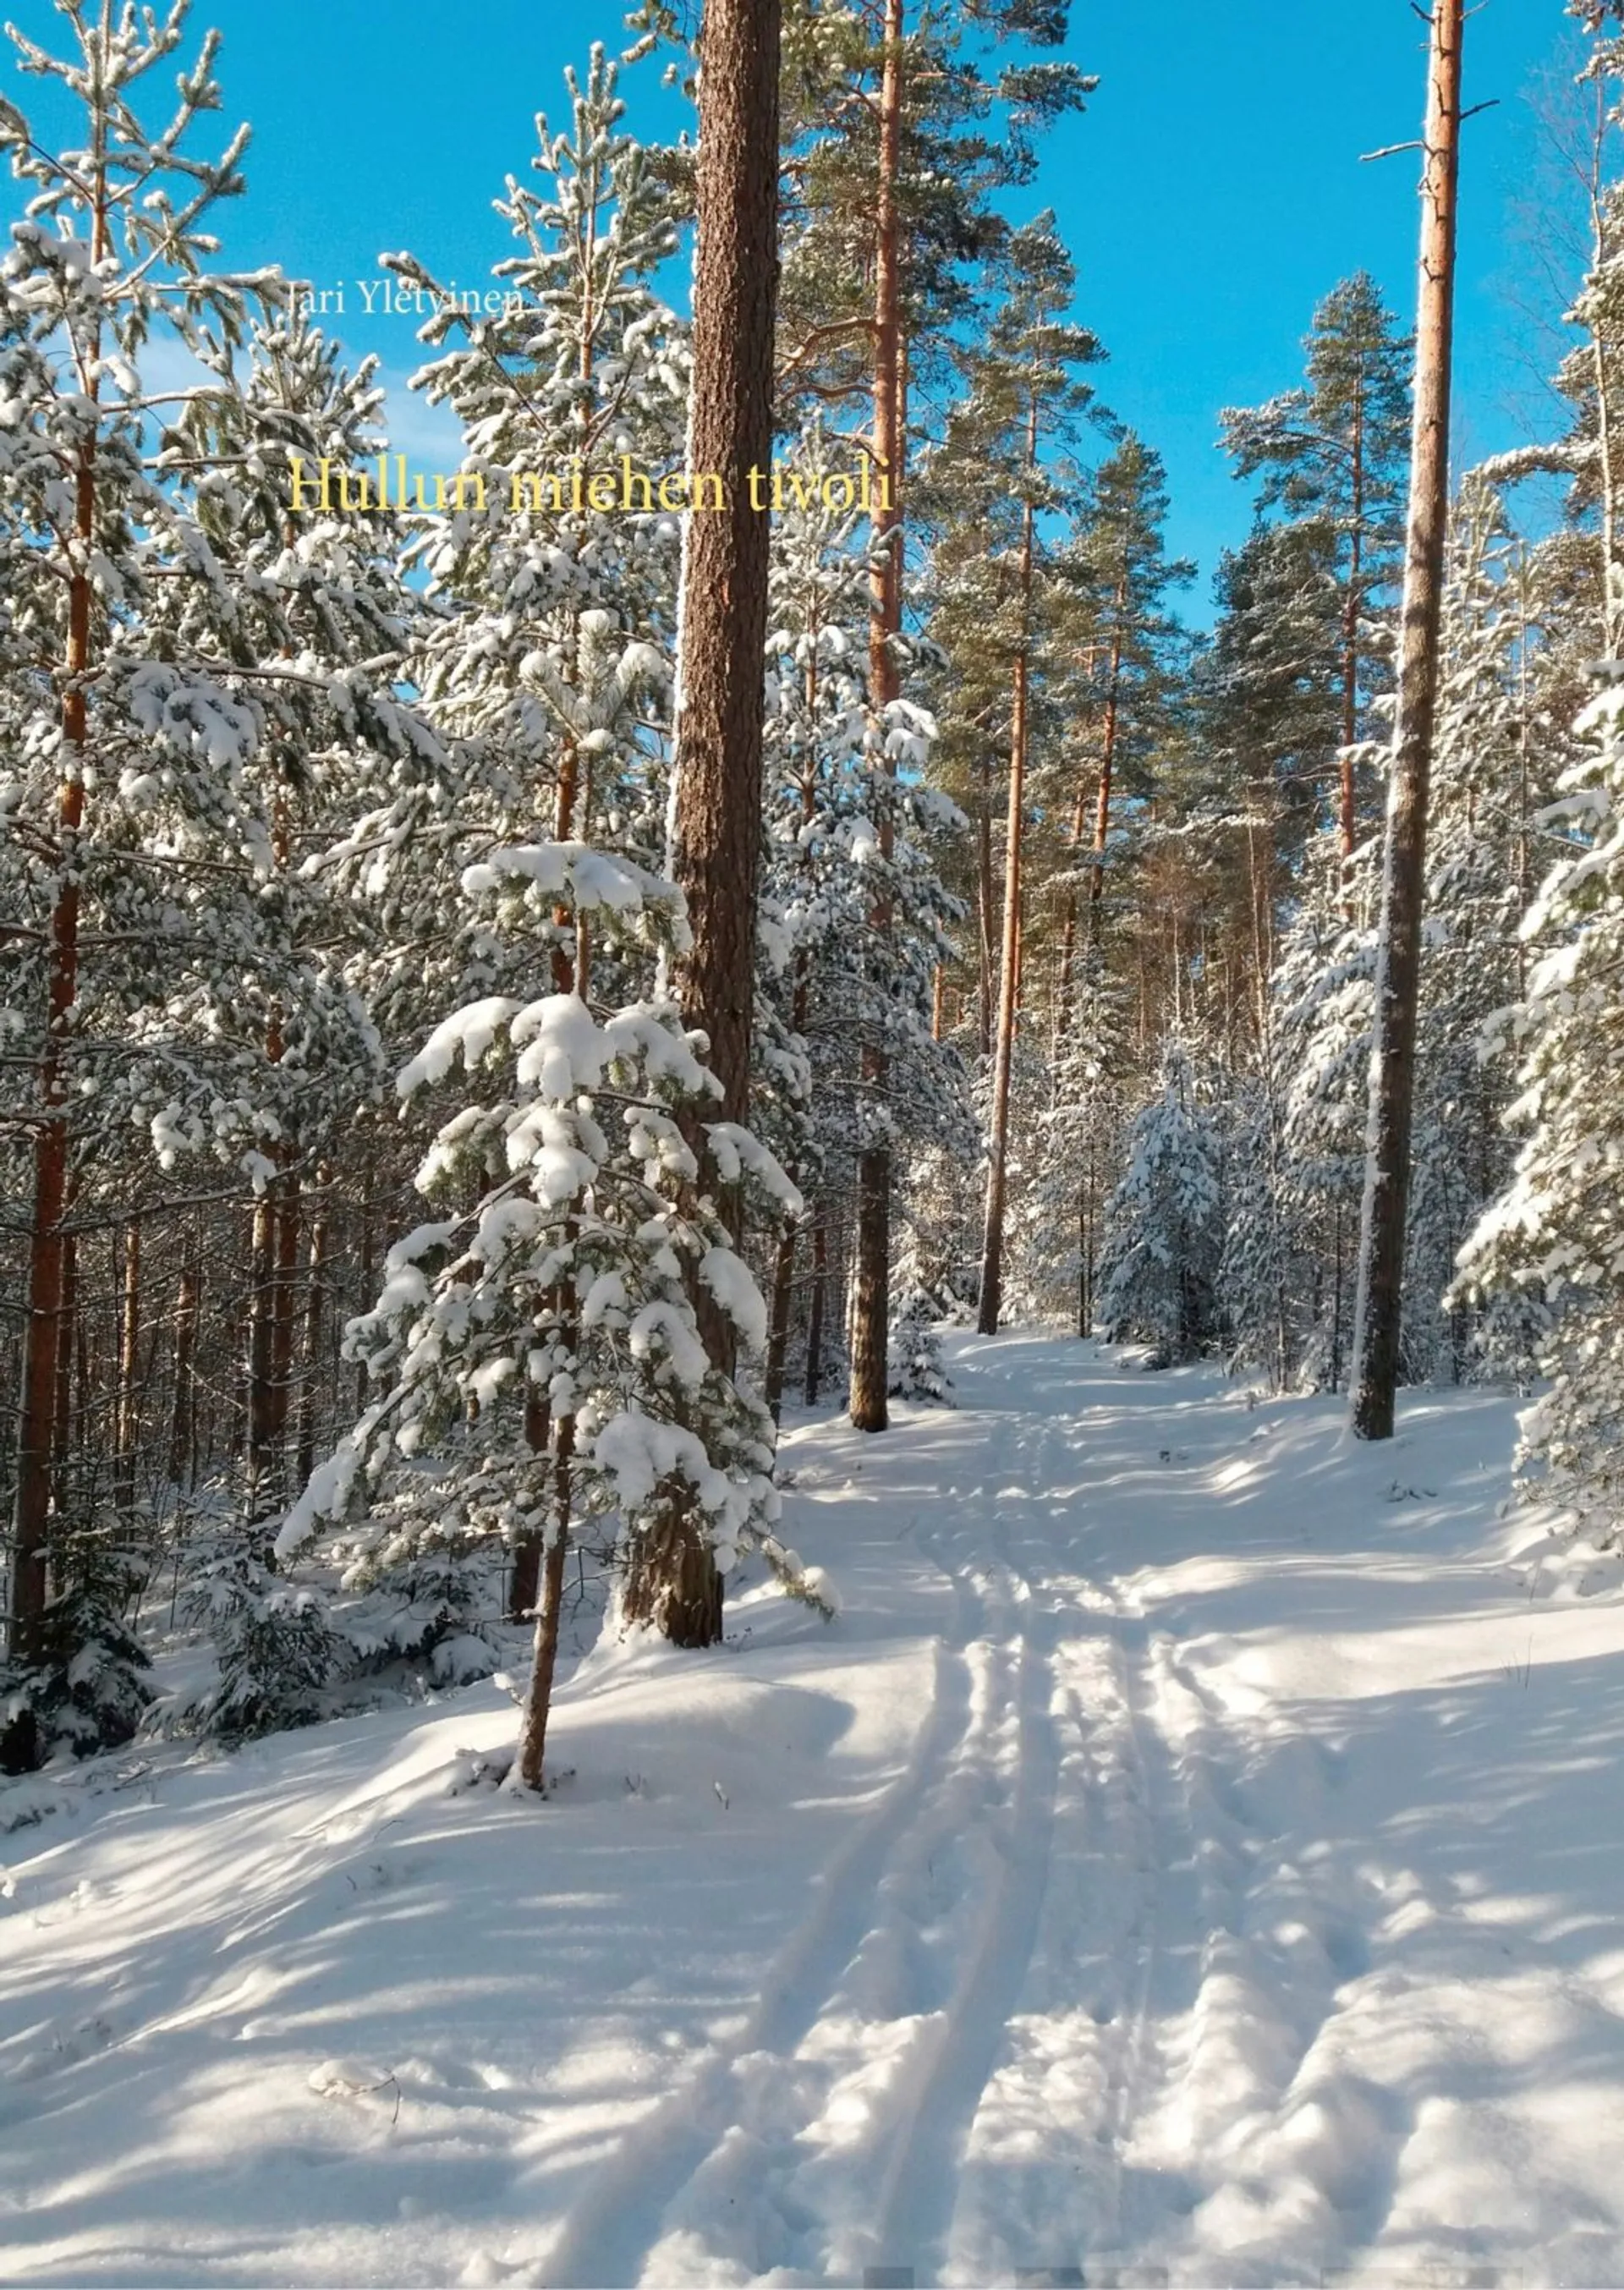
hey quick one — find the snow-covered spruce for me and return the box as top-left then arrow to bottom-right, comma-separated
277,845 -> 813,1777
0,13 -> 445,1755
1097,1040 -> 1225,1365
1455,666 -> 1624,1542
886,1284 -> 954,1404
755,421 -> 972,1404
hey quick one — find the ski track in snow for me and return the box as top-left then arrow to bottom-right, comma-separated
557,1427 -> 1067,2289
7,1335 -> 1624,2287
550,1367 -> 1413,2289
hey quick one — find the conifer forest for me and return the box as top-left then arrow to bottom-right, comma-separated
8,3 -> 1624,2284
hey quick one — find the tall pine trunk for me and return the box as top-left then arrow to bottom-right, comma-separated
1339,376 -> 1366,868
620,0 -> 782,1640
848,0 -> 907,1435
1349,0 -> 1464,1441
976,403 -> 1038,1335
245,1174 -> 279,1523
1051,781 -> 1089,1068
8,152 -> 107,1667
294,1188 -> 329,1493
804,1218 -> 828,1405
976,768 -> 996,1060
113,1217 -> 141,1527
168,1260 -> 200,1489
1089,600 -> 1127,933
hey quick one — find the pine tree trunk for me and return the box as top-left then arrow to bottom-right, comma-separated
765,1226 -> 797,1423
976,405 -> 1037,1336
514,1420 -> 573,1792
294,1189 -> 328,1493
848,0 -> 907,1436
168,1260 -> 200,1489
976,769 -> 996,1060
250,775 -> 295,1518
850,1151 -> 892,1419
765,739 -> 817,1427
268,1171 -> 298,1465
113,1216 -> 141,1526
52,1222 -> 78,1532
976,667 -> 1028,1335
245,1182 -> 278,1522
621,0 -> 782,1637
8,181 -> 104,1662
354,1148 -> 374,1418
508,1386 -> 551,1623
1089,608 -> 1127,931
804,1217 -> 827,1405
1340,377 -> 1366,866
1350,0 -> 1465,1442
1052,783 -> 1089,1066
1078,1193 -> 1090,1338
509,731 -> 589,1617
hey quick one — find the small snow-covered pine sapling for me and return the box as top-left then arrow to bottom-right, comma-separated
274,842 -> 807,1795
887,1284 -> 954,1404
1096,1041 -> 1224,1365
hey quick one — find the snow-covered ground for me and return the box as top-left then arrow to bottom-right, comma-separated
4,1334 -> 1624,2288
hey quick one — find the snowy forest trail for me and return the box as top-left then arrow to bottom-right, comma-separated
7,1336 -> 1624,2287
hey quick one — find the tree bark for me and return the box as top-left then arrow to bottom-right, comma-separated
764,1224 -> 797,1422
1349,0 -> 1464,1442
8,80 -> 112,1668
848,0 -> 907,1436
976,768 -> 996,1060
1339,373 -> 1366,866
620,0 -> 782,1636
8,276 -> 102,1663
168,1260 -> 200,1488
1088,602 -> 1127,932
804,1216 -> 827,1405
113,1216 -> 141,1526
514,1419 -> 574,1792
245,1175 -> 279,1522
1051,781 -> 1089,1068
294,1189 -> 328,1493
976,401 -> 1038,1335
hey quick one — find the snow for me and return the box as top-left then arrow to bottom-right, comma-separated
697,1244 -> 771,1356
397,998 -> 522,1096
6,1335 -> 1624,2287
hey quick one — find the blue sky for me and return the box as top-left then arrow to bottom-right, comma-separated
2,2 -> 1595,617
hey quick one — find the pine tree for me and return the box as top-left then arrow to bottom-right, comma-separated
1406,478 -> 1533,1383
1096,1040 -> 1224,1365
0,6 -> 433,1760
617,0 -> 782,1645
919,214 -> 1102,1333
1221,274 -> 1410,864
1350,0 -> 1468,1442
756,425 -> 970,1414
779,0 -> 1094,1430
276,851 -> 803,1788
